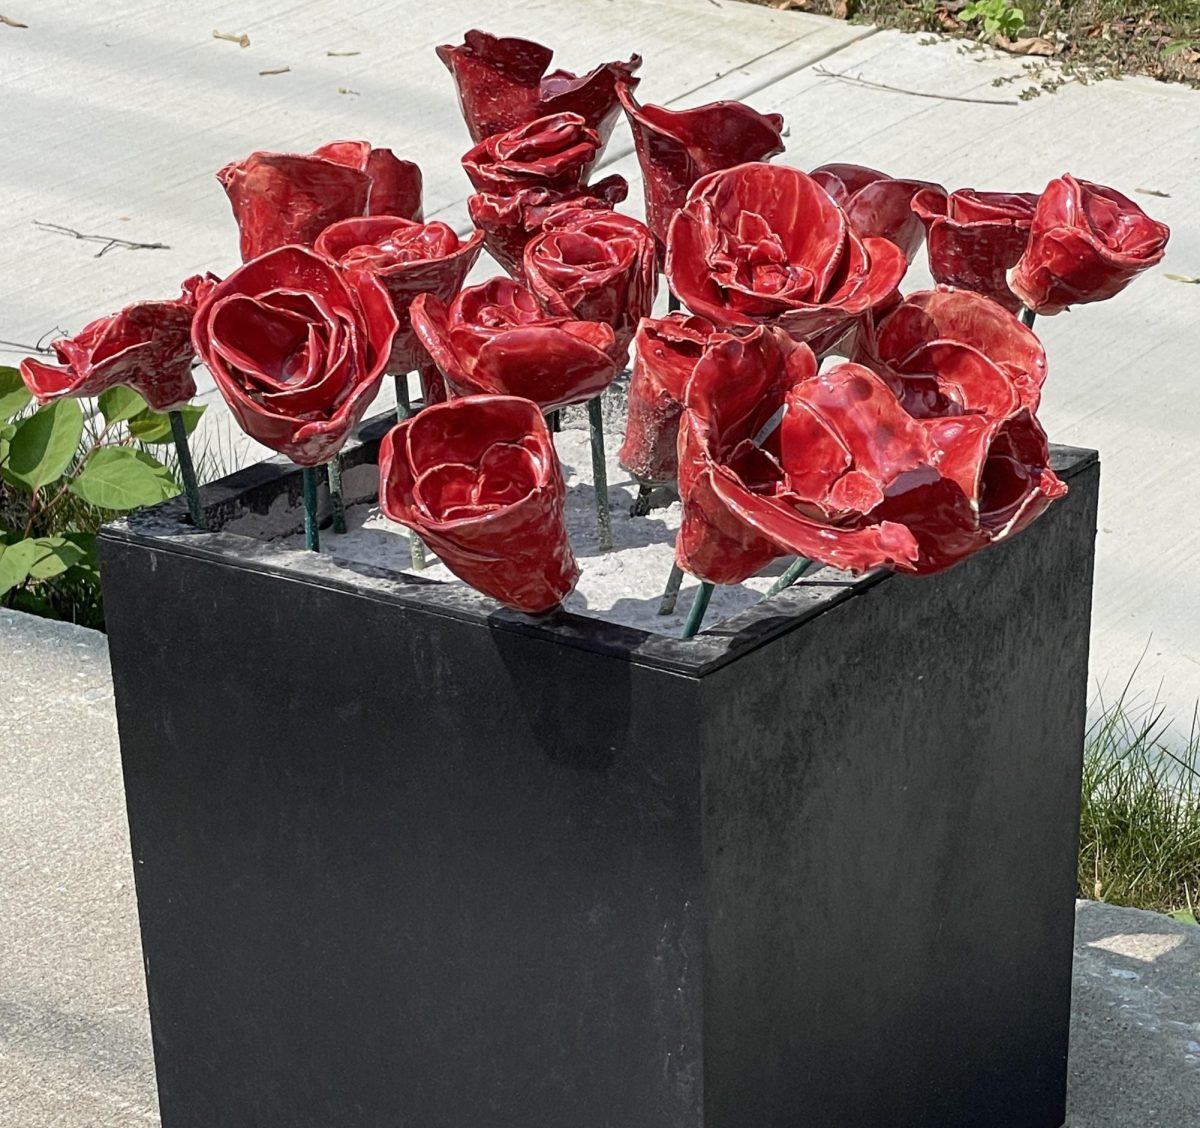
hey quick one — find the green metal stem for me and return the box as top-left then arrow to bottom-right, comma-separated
301,466 -> 320,552
168,409 -> 206,530
1020,307 -> 1037,330
547,409 -> 561,433
765,556 -> 814,598
587,396 -> 613,551
681,582 -> 714,639
658,562 -> 684,616
326,455 -> 347,534
668,291 -> 681,314
395,372 -> 412,420
631,483 -> 653,517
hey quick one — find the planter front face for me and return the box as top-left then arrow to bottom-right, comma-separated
100,426 -> 1097,1128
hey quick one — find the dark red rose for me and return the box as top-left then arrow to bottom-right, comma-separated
467,176 -> 628,278
667,163 -> 907,342
676,324 -> 1066,583
436,29 -> 640,147
618,312 -> 719,487
523,210 -> 658,362
378,394 -> 579,613
461,113 -> 602,196
810,163 -> 945,264
911,187 -> 1039,313
20,275 -> 215,411
217,141 -> 423,261
409,278 -> 618,412
314,217 -> 483,373
192,246 -> 397,466
616,81 -> 785,255
1010,175 -> 1170,315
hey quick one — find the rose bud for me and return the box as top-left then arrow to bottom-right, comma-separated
315,217 -> 484,374
616,81 -> 785,257
618,313 -> 719,488
911,187 -> 1039,313
436,29 -> 640,147
461,113 -> 603,197
409,278 -> 619,412
810,163 -> 946,263
666,163 -> 907,343
523,209 -> 658,363
20,275 -> 216,411
467,176 -> 629,279
1010,175 -> 1170,315
218,141 -> 423,261
192,245 -> 397,466
378,394 -> 580,614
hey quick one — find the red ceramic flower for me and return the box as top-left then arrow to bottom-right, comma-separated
666,163 -> 907,341
314,217 -> 484,373
616,82 -> 785,255
461,113 -> 602,196
523,209 -> 658,362
378,394 -> 579,613
20,275 -> 214,411
911,188 -> 1039,313
218,141 -> 423,261
676,324 -> 1066,583
810,163 -> 945,263
467,176 -> 629,278
436,29 -> 640,147
192,245 -> 397,466
618,312 -> 719,487
409,278 -> 618,411
1010,175 -> 1170,315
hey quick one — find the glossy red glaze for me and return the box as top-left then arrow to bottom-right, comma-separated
20,275 -> 215,412
911,187 -> 1038,313
676,325 -> 1066,583
616,82 -> 785,256
523,209 -> 658,363
811,163 -> 945,264
461,113 -> 602,196
217,141 -> 423,261
192,246 -> 398,466
618,312 -> 720,487
436,29 -> 640,147
378,394 -> 579,613
1010,175 -> 1170,315
315,216 -> 483,373
409,278 -> 619,412
467,176 -> 628,279
666,163 -> 907,342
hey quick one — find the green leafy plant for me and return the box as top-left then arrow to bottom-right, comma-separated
960,0 -> 1026,39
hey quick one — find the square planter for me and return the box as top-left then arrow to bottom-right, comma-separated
99,417 -> 1099,1128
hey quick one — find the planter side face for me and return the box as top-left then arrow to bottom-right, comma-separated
698,460 -> 1099,1128
100,548 -> 704,1128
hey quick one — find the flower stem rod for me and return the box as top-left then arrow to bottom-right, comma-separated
681,581 -> 714,638
765,556 -> 814,598
301,466 -> 320,552
326,455 -> 347,534
169,409 -> 206,530
587,396 -> 613,552
391,372 -> 427,568
667,290 -> 681,314
1020,307 -> 1037,330
658,561 -> 684,615
631,484 -> 653,517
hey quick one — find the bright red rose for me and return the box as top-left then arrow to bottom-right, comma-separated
217,141 -> 423,261
192,246 -> 397,466
409,278 -> 618,412
20,275 -> 214,411
378,394 -> 579,613
911,187 -> 1039,313
666,163 -> 907,341
616,81 -> 785,255
1010,175 -> 1170,315
315,217 -> 483,373
436,29 -> 640,147
461,113 -> 602,197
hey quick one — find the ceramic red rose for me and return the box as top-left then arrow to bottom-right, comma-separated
523,210 -> 658,362
461,113 -> 602,197
616,82 -> 785,256
20,275 -> 214,411
218,141 -> 423,261
410,278 -> 618,412
1010,175 -> 1170,315
811,163 -> 945,264
315,217 -> 484,373
666,163 -> 907,342
378,394 -> 579,613
676,325 -> 1065,583
911,188 -> 1038,313
192,245 -> 397,466
467,176 -> 628,278
436,29 -> 640,148
618,312 -> 719,487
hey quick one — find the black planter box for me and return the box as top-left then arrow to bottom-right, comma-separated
99,419 -> 1098,1128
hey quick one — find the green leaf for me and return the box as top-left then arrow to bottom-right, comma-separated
0,422 -> 14,468
26,535 -> 88,580
68,446 -> 179,510
0,538 -> 41,596
128,402 -> 205,444
98,386 -> 147,425
2,398 -> 84,490
1169,909 -> 1197,926
0,366 -> 32,422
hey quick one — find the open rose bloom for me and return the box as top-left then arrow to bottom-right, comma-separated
462,113 -> 603,196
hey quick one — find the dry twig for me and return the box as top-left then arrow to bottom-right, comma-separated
213,29 -> 250,48
812,64 -> 1019,106
0,14 -> 28,27
33,221 -> 170,258
259,66 -> 290,76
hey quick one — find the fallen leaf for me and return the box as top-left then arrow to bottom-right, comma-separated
767,0 -> 808,9
0,13 -> 28,27
213,29 -> 250,48
259,66 -> 291,76
831,0 -> 849,18
936,8 -> 961,32
1165,273 -> 1200,284
338,87 -> 360,96
326,50 -> 361,56
1135,187 -> 1171,198
995,35 -> 1058,57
